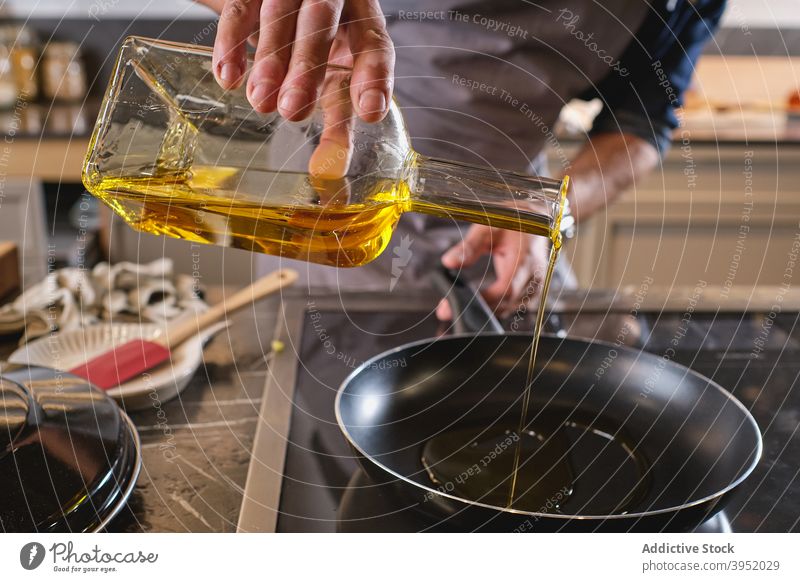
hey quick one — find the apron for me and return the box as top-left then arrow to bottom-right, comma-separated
257,0 -> 649,291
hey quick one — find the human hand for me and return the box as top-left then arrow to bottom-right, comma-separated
198,0 -> 394,122
436,225 -> 552,321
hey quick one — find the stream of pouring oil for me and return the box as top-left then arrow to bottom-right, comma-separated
507,239 -> 561,507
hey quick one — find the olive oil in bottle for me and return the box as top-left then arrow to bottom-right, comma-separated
85,155 -> 562,268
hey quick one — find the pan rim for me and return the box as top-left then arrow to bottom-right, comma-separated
334,332 -> 763,521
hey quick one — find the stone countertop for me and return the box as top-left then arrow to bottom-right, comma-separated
107,293 -> 282,532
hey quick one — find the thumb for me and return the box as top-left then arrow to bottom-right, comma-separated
441,225 -> 493,269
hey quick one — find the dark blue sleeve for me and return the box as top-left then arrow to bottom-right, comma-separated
584,0 -> 726,154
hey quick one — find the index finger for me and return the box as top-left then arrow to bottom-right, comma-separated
345,0 -> 394,122
213,0 -> 261,90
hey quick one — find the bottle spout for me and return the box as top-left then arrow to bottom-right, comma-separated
405,153 -> 570,244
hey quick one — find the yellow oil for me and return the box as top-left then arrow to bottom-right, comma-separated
410,198 -> 553,240
422,413 -> 651,515
508,238 -> 560,506
85,163 -> 557,267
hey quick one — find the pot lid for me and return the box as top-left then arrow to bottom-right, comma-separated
0,363 -> 140,532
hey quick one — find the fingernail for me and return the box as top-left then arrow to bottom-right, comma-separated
279,88 -> 310,118
250,82 -> 278,108
358,89 -> 386,116
219,62 -> 241,85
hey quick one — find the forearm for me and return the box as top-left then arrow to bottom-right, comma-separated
564,132 -> 660,223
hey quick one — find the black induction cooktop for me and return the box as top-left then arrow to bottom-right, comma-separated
271,302 -> 799,533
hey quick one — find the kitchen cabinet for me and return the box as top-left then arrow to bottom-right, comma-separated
0,138 -> 87,286
109,138 -> 800,290
564,142 -> 800,290
0,178 -> 47,287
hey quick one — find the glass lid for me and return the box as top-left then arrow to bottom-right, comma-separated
0,363 -> 140,532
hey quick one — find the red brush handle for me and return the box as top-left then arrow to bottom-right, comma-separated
69,340 -> 170,390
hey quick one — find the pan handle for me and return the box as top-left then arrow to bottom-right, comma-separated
430,267 -> 504,334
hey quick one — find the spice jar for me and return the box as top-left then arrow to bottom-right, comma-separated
42,41 -> 86,103
9,25 -> 39,101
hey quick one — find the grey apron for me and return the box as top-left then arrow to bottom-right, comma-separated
257,0 -> 649,291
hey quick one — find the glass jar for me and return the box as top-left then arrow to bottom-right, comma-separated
9,25 -> 39,101
42,41 -> 86,103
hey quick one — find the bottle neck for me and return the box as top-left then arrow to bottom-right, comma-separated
404,154 -> 569,244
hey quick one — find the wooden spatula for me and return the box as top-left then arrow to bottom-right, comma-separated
69,269 -> 298,390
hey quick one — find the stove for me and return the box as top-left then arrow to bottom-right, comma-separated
236,291 -> 800,533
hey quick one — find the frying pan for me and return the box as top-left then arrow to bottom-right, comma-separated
335,269 -> 762,532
